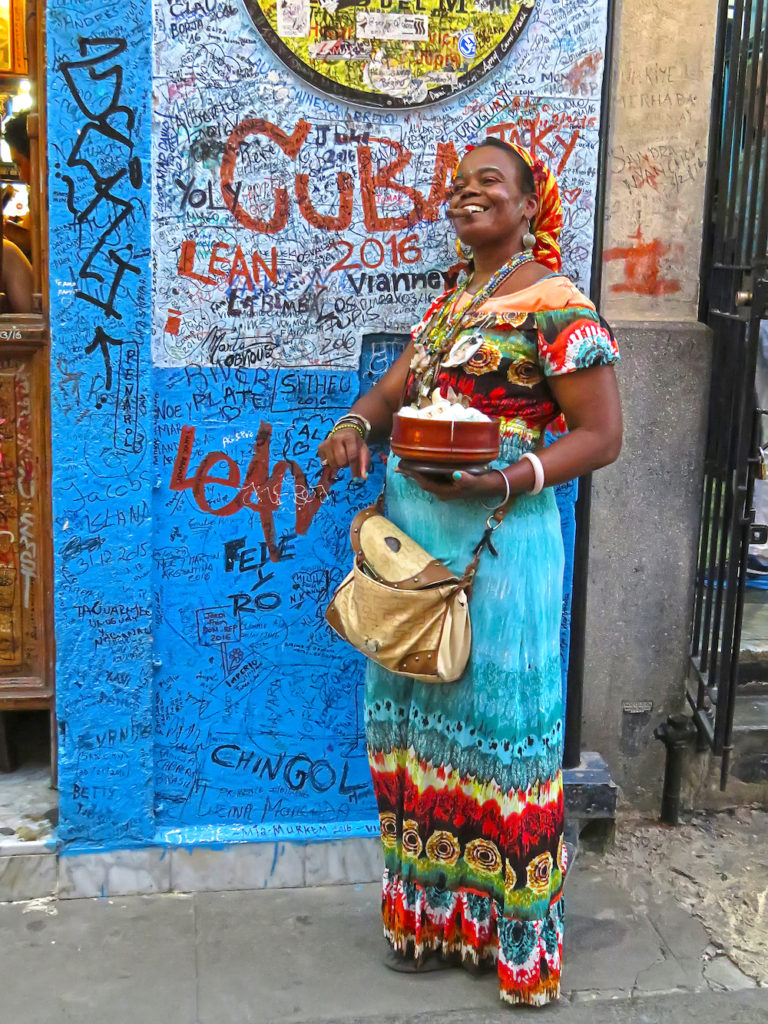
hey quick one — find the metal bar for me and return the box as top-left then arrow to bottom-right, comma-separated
732,0 -> 757,268
588,0 -> 615,303
717,280 -> 768,784
699,325 -> 733,670
706,322 -> 745,704
723,0 -> 751,262
699,0 -> 743,320
713,319 -> 750,753
562,0 -> 617,771
710,309 -> 757,321
564,477 -> 590,770
753,54 -> 768,260
743,1 -> 768,259
714,0 -> 747,263
712,263 -> 756,270
698,471 -> 723,670
696,468 -> 720,659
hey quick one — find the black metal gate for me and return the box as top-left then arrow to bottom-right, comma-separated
689,0 -> 768,788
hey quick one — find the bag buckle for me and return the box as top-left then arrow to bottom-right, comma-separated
485,512 -> 504,531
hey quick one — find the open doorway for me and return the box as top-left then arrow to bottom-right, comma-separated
0,0 -> 56,848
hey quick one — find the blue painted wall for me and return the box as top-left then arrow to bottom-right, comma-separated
48,6 -> 155,846
48,0 -> 604,850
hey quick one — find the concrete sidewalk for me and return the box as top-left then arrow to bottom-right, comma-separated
0,847 -> 764,1024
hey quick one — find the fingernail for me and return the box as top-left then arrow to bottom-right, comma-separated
452,471 -> 462,481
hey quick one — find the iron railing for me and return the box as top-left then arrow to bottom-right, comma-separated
689,0 -> 768,787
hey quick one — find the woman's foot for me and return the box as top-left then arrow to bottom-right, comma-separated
383,947 -> 458,973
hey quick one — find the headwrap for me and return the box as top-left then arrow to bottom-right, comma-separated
463,140 -> 563,272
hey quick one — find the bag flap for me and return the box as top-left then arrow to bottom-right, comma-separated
350,506 -> 458,588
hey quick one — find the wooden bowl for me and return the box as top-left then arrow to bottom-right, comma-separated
391,413 -> 500,467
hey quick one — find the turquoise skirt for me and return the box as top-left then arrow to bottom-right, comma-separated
365,458 -> 567,1006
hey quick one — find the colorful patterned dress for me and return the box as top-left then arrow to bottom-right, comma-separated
365,276 -> 619,1006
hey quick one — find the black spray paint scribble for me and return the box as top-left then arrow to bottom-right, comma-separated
58,37 -> 144,413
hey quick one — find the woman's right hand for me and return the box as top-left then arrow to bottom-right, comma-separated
318,427 -> 371,481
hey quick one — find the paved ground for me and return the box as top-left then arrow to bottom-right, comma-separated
1,812 -> 767,1024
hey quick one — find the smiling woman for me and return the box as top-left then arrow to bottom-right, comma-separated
318,138 -> 621,1007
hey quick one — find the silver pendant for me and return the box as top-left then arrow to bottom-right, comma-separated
442,332 -> 485,368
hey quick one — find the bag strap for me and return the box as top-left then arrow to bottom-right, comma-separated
460,496 -> 516,589
371,471 -> 515,591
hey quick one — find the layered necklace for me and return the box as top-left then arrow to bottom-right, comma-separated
409,249 -> 534,403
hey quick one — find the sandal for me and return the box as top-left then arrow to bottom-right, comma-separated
383,947 -> 458,973
461,956 -> 497,977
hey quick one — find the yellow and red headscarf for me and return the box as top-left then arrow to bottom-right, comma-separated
462,140 -> 564,272
507,142 -> 563,272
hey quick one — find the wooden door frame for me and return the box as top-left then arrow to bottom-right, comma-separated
0,0 -> 55,782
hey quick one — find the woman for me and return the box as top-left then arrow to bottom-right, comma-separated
318,139 -> 622,1007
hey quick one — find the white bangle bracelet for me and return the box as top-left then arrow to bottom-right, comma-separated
520,451 -> 545,495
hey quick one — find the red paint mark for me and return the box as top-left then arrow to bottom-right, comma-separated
217,118 -> 458,235
423,141 -> 460,221
177,239 -> 214,286
357,139 -> 425,233
561,188 -> 583,205
169,422 -> 333,562
296,171 -> 354,231
164,309 -> 182,335
220,118 -> 312,233
177,240 -> 278,289
487,109 -> 595,175
168,76 -> 195,102
627,155 -> 664,192
603,228 -> 683,296
566,52 -> 603,93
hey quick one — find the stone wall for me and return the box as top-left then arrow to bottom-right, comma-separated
602,0 -> 720,322
583,321 -> 711,806
581,0 -> 720,805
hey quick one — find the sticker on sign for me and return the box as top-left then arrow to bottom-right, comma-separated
308,40 -> 371,60
356,11 -> 429,40
458,30 -> 477,58
277,0 -> 310,38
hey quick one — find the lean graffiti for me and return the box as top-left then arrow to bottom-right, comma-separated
169,420 -> 332,560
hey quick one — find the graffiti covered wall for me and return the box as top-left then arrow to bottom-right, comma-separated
49,0 -> 608,848
48,1 -> 154,845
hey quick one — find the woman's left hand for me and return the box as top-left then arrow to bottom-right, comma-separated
396,465 -> 507,503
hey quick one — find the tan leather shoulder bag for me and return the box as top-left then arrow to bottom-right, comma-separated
325,497 -> 509,683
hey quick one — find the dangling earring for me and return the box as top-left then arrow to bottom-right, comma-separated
456,237 -> 473,261
522,219 -> 536,251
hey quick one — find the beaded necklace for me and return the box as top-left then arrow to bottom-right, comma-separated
409,249 -> 534,403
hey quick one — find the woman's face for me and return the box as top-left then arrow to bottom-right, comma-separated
447,146 -> 538,250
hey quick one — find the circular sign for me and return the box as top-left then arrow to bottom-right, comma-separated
242,0 -> 537,109
458,30 -> 477,60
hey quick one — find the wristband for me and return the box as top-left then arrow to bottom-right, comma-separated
482,468 -> 511,509
520,451 -> 545,495
329,421 -> 365,440
332,414 -> 371,440
338,413 -> 372,439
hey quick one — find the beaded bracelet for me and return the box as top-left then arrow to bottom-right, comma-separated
338,413 -> 371,438
329,421 -> 366,440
